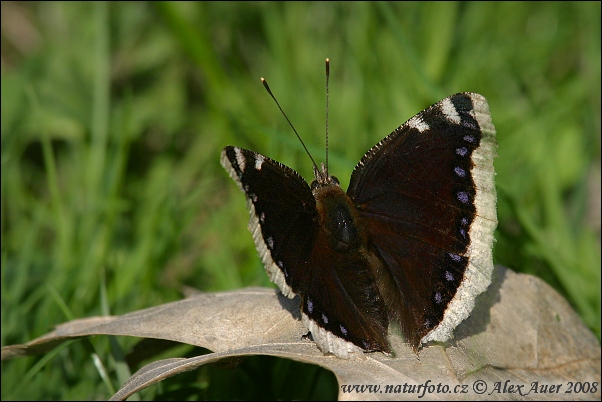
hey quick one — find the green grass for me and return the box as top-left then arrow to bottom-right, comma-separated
1,2 -> 600,400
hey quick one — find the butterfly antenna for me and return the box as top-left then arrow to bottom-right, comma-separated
261,78 -> 319,172
325,58 -> 330,176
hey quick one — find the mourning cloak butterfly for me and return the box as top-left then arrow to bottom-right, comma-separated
221,70 -> 497,358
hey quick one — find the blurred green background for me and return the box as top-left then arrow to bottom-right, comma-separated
1,2 -> 600,400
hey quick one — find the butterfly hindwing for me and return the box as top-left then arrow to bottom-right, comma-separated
300,229 -> 390,356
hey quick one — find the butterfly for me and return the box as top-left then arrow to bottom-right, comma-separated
221,73 -> 497,358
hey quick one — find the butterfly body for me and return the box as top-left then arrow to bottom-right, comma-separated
221,92 -> 497,358
312,176 -> 360,251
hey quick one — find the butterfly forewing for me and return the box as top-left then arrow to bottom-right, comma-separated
221,146 -> 392,356
221,146 -> 318,296
346,93 -> 497,349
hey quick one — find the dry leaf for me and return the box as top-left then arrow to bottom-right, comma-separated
2,266 -> 600,400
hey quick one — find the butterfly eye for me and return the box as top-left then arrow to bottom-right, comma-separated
331,176 -> 340,185
310,180 -> 319,190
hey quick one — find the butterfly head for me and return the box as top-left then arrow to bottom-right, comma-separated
311,162 -> 340,193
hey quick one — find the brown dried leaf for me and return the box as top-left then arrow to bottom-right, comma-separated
2,266 -> 600,401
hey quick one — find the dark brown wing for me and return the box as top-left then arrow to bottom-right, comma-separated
346,93 -> 497,349
221,146 -> 390,357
